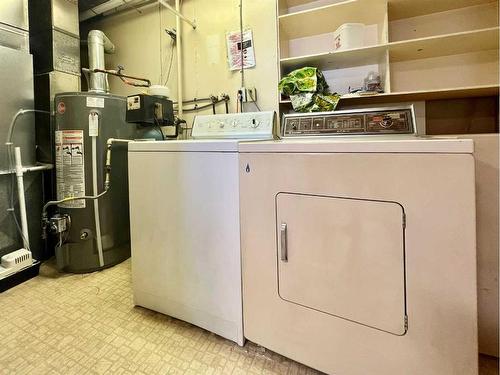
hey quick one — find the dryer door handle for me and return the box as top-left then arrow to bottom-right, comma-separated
280,223 -> 288,262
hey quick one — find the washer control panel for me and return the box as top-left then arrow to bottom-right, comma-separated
282,107 -> 415,137
192,111 -> 276,139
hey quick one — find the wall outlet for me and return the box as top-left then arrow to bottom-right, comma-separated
246,87 -> 257,102
239,87 -> 257,103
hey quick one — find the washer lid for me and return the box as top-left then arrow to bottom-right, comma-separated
128,139 -> 241,152
238,136 -> 474,154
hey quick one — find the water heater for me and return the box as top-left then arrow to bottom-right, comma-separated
53,92 -> 143,272
47,30 -> 149,272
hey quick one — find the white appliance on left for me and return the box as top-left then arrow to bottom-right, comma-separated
128,111 -> 275,345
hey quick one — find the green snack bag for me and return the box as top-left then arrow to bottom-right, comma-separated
278,67 -> 329,96
289,93 -> 315,112
312,93 -> 341,112
279,67 -> 340,112
290,93 -> 341,113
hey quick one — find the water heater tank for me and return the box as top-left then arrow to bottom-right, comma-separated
54,92 -> 143,273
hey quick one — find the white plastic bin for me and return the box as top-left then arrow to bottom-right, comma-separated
333,23 -> 364,51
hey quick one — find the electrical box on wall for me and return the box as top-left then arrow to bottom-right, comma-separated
239,87 -> 257,103
126,94 -> 175,126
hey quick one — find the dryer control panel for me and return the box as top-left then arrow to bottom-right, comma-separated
282,107 -> 415,137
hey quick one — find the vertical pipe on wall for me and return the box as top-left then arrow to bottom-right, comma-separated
88,30 -> 116,93
92,134 -> 104,267
175,0 -> 184,133
14,147 -> 30,251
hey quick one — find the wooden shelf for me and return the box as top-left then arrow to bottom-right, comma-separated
280,44 -> 387,71
388,0 -> 496,20
280,27 -> 499,72
279,85 -> 500,105
389,27 -> 500,62
281,0 -> 495,18
277,0 -> 499,111
279,0 -> 387,40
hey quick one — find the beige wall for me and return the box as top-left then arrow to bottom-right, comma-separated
83,0 -> 279,129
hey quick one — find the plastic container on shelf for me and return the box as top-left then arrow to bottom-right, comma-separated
333,23 -> 364,51
364,71 -> 383,92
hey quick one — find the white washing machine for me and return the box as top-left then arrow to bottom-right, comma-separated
128,112 -> 275,346
239,108 -> 478,374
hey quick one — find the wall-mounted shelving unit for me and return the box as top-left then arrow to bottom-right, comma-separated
277,0 -> 500,110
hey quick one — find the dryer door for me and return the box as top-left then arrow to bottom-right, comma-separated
276,193 -> 407,335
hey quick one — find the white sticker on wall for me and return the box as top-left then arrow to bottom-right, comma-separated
55,130 -> 86,209
89,112 -> 99,137
86,96 -> 105,108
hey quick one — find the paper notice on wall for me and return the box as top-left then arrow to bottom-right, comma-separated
226,29 -> 256,71
55,130 -> 86,209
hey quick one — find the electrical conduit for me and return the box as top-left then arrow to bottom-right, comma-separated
175,0 -> 183,136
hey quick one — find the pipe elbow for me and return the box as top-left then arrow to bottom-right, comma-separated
102,34 -> 115,54
88,30 -> 115,54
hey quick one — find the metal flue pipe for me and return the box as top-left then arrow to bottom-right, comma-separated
88,30 -> 116,93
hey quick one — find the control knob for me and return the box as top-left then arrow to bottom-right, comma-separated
381,116 -> 393,128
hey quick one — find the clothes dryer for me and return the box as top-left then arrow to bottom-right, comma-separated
239,109 -> 477,374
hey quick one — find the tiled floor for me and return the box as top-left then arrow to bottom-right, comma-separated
0,259 -> 498,375
0,259 -> 320,374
